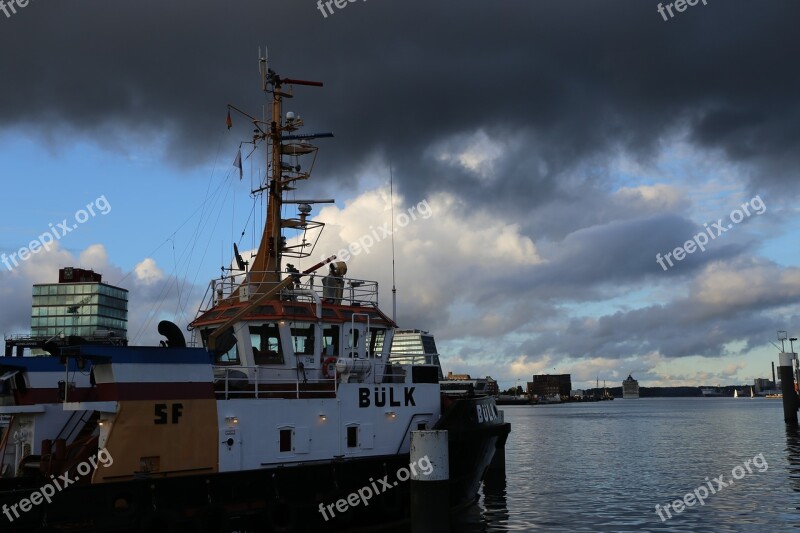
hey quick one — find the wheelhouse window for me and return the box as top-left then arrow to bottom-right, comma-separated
290,323 -> 315,356
203,328 -> 240,365
322,326 -> 340,357
250,323 -> 283,365
216,344 -> 239,365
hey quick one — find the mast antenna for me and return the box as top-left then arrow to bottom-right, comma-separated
390,164 -> 397,323
259,46 -> 268,91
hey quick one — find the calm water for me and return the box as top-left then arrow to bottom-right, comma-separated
458,398 -> 800,532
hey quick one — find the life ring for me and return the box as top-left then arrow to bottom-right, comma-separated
322,357 -> 338,379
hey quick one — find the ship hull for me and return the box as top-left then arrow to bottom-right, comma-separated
0,396 -> 508,532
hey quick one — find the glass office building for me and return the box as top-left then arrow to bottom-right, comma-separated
382,329 -> 443,379
30,267 -> 128,339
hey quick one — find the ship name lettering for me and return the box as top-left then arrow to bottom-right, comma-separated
154,402 -> 184,424
476,404 -> 496,423
358,387 -> 416,408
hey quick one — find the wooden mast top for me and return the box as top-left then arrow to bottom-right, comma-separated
232,65 -> 324,292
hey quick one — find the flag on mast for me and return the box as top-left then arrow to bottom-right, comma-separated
233,148 -> 243,180
226,108 -> 232,129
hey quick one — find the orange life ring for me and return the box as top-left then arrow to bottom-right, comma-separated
322,357 -> 338,379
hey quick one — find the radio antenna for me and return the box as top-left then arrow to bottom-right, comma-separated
390,164 -> 397,323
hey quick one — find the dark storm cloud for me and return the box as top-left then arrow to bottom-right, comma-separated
3,0 -> 798,364
0,0 -> 797,211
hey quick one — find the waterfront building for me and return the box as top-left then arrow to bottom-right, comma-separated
384,329 -> 443,379
30,267 -> 128,339
527,374 -> 572,399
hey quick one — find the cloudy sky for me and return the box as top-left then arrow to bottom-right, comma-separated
1,0 -> 799,390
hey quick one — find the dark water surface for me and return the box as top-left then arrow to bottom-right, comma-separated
458,398 -> 800,532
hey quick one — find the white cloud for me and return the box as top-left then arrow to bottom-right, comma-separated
134,257 -> 165,285
0,243 -> 193,347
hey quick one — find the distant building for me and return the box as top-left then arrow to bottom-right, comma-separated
30,267 -> 128,339
483,376 -> 498,396
441,372 -> 498,396
384,329 -> 443,379
527,374 -> 572,399
754,378 -> 778,396
390,329 -> 438,355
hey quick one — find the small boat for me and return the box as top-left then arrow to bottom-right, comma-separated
537,394 -> 562,405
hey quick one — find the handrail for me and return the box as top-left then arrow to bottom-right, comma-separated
395,413 -> 434,454
54,410 -> 80,442
195,269 -> 380,316
213,365 -> 338,399
212,352 -> 442,398
0,414 -> 14,474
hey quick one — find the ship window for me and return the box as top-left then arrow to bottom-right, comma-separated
139,456 -> 160,473
279,428 -> 293,452
199,310 -> 222,321
290,323 -> 315,356
251,323 -> 283,365
216,343 -> 239,365
346,426 -> 358,448
283,305 -> 311,316
417,423 -> 427,431
322,326 -> 340,357
348,328 -> 359,349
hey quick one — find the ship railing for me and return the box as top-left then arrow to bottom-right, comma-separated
213,357 -> 443,394
195,270 -> 379,316
213,365 -> 338,400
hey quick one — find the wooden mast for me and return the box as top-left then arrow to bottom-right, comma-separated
247,75 -> 284,288
245,68 -> 323,291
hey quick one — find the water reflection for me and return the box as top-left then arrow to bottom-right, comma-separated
452,470 -> 509,532
482,467 -> 510,528
785,424 -> 800,494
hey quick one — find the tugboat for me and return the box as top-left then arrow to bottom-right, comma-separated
0,56 -> 509,531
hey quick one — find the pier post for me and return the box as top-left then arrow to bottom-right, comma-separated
410,430 -> 449,533
779,352 -> 798,424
